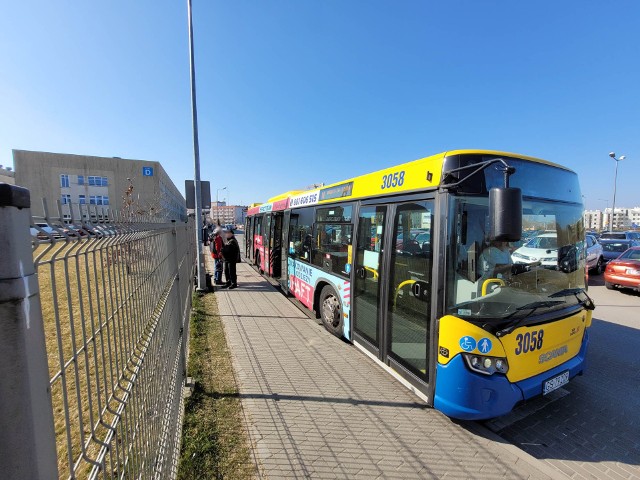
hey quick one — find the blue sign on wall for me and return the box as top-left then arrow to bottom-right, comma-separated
142,166 -> 154,177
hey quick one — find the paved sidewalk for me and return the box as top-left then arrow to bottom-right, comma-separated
212,261 -> 555,479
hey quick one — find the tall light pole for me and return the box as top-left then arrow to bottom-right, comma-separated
608,152 -> 626,231
216,186 -> 227,224
187,0 -> 206,291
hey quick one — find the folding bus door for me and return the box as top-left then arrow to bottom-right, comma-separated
352,199 -> 435,396
270,212 -> 283,278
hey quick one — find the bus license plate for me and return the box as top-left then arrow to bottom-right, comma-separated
543,370 -> 569,395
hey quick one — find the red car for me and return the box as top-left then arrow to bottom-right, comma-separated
604,246 -> 640,292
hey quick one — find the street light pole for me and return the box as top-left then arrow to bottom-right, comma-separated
187,0 -> 207,291
608,152 -> 626,231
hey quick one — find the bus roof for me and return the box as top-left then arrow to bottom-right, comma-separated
248,149 -> 574,215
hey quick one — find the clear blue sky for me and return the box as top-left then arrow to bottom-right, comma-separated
1,1 -> 639,209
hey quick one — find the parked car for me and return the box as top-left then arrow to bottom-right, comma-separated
30,222 -> 55,240
585,234 -> 604,274
600,238 -> 640,264
604,246 -> 640,292
600,231 -> 637,241
511,233 -> 559,267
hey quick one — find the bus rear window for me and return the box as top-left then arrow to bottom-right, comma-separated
602,243 -> 628,252
600,233 -> 625,240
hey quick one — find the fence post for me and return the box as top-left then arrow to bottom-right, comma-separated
171,220 -> 187,381
0,184 -> 58,479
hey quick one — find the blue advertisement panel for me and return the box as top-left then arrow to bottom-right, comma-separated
288,257 -> 351,340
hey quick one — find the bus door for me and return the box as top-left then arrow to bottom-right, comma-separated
353,205 -> 387,355
269,212 -> 283,278
263,214 -> 272,273
353,199 -> 435,396
245,217 -> 251,258
280,211 -> 291,291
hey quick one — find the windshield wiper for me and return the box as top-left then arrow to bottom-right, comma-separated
495,300 -> 565,337
548,287 -> 595,310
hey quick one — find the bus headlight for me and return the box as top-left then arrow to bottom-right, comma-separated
463,354 -> 509,375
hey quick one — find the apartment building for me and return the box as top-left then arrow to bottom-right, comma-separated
210,202 -> 247,226
584,207 -> 640,231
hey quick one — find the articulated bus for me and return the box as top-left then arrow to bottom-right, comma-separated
245,149 -> 593,420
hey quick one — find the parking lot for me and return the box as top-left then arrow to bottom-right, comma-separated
489,275 -> 640,479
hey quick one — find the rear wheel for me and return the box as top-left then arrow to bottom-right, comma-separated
319,285 -> 343,337
255,251 -> 263,273
605,281 -> 615,290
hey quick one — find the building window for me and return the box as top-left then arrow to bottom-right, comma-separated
88,176 -> 108,186
89,195 -> 109,205
77,175 -> 84,185
60,174 -> 70,188
79,195 -> 86,205
61,194 -> 71,204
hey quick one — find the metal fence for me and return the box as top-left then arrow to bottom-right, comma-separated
0,186 -> 196,480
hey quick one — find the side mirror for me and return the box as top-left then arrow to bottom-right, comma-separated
489,187 -> 522,242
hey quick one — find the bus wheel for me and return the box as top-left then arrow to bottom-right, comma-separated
319,286 -> 343,337
255,252 -> 262,273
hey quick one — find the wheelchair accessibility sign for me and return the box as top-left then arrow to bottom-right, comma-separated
142,166 -> 154,176
459,336 -> 477,352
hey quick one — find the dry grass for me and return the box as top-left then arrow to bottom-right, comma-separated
35,233 -> 171,478
177,293 -> 257,480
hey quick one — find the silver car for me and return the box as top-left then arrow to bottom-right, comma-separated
585,234 -> 604,274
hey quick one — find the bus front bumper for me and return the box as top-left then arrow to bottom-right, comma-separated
434,330 -> 589,420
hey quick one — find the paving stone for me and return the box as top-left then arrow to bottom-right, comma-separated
210,261 -> 554,479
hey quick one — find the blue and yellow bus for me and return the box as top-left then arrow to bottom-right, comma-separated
245,150 -> 593,420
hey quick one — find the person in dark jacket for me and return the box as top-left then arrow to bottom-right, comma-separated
221,228 -> 241,289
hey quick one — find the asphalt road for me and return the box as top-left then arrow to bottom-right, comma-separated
491,275 -> 640,479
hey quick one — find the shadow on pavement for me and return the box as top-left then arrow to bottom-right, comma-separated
487,317 -> 640,471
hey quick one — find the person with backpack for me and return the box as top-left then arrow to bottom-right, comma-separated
209,227 -> 224,285
221,227 -> 241,289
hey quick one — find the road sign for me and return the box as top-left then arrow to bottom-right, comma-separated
459,336 -> 476,352
142,166 -> 154,176
185,180 -> 211,210
478,338 -> 493,354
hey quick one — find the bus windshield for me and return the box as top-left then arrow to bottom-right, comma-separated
446,195 -> 586,323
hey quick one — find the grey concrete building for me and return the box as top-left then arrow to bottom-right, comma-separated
0,165 -> 15,184
13,150 -> 186,222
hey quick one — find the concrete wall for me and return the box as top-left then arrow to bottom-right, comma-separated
13,150 -> 186,221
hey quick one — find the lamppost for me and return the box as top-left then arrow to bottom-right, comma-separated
216,187 -> 227,224
186,0 -> 206,291
608,152 -> 626,231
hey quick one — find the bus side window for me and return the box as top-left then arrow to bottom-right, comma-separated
288,207 -> 314,261
312,223 -> 353,277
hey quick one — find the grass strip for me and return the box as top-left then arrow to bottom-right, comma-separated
177,293 -> 257,480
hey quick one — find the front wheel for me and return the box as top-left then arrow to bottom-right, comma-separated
592,257 -> 604,275
319,285 -> 343,338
